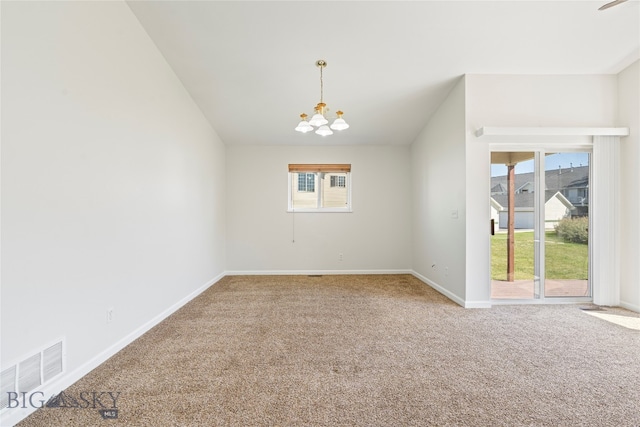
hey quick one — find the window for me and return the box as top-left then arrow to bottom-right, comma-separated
298,173 -> 315,192
330,175 -> 346,188
288,164 -> 351,212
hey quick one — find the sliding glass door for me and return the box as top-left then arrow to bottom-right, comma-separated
490,150 -> 591,300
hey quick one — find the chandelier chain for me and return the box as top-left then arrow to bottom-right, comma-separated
319,65 -> 324,104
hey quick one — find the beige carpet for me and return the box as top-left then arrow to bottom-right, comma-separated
17,275 -> 640,426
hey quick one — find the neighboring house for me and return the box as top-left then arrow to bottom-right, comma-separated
491,165 -> 588,197
292,172 -> 349,208
516,181 -> 535,194
544,165 -> 589,217
491,191 -> 575,230
491,165 -> 588,229
491,182 -> 507,195
490,197 -> 502,228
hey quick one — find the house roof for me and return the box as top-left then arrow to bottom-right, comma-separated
492,191 -> 575,210
491,165 -> 589,194
125,1 -> 639,147
542,166 -> 590,190
491,183 -> 507,194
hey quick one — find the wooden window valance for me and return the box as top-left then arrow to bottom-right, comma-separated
288,164 -> 351,173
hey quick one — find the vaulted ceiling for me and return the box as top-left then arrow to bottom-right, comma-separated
127,1 -> 639,146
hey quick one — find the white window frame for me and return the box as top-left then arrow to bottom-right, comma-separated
287,164 -> 352,213
297,173 -> 315,192
330,175 -> 346,188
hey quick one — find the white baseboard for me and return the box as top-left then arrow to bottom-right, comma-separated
0,272 -> 225,427
463,300 -> 493,309
410,270 -> 465,307
225,269 -> 413,276
620,300 -> 640,313
410,270 -> 491,308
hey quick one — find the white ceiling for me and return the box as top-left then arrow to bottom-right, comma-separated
127,1 -> 639,146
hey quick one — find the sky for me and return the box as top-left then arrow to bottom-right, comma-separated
491,152 -> 590,177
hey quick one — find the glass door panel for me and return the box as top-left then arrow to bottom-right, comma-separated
543,152 -> 590,297
490,153 -> 536,299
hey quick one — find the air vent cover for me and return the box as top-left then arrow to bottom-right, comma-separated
0,339 -> 64,412
1,366 -> 17,410
18,353 -> 42,393
43,342 -> 63,383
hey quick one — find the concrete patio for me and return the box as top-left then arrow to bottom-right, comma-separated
491,279 -> 589,299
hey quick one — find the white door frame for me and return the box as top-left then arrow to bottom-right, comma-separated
478,127 -> 627,306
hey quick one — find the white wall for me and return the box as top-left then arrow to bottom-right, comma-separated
411,77 -> 467,305
466,75 -> 618,129
1,0 -> 226,410
465,74 -> 618,305
226,145 -> 411,273
618,60 -> 640,312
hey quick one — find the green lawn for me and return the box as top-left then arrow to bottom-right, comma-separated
491,231 -> 588,280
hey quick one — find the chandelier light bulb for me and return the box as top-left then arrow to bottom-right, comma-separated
330,111 -> 349,131
309,113 -> 328,127
309,103 -> 328,127
295,113 -> 314,133
315,125 -> 333,136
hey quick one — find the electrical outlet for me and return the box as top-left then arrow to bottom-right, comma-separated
339,253 -> 343,261
107,308 -> 114,323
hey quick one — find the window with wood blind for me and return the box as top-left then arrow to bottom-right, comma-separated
288,164 -> 352,212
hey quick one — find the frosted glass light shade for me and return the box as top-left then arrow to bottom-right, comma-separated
309,113 -> 328,127
295,121 -> 314,133
330,118 -> 349,131
315,125 -> 333,136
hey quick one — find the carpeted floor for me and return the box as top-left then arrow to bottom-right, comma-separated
17,275 -> 640,426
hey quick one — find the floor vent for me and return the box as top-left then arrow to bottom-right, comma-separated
1,340 -> 64,411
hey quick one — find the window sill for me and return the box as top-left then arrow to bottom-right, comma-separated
287,208 -> 352,213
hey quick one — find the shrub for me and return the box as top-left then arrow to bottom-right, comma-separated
555,217 -> 589,244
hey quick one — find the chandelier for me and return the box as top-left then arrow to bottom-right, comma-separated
295,60 -> 349,136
